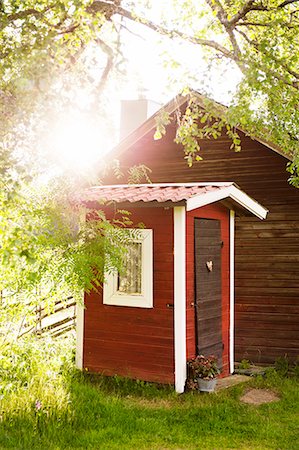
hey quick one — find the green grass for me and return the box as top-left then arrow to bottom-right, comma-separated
0,338 -> 298,449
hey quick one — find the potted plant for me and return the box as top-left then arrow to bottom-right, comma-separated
187,355 -> 220,392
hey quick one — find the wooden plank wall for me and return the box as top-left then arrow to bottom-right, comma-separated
83,206 -> 175,383
186,204 -> 230,376
114,123 -> 299,364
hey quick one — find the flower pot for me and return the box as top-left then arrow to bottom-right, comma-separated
197,378 -> 217,393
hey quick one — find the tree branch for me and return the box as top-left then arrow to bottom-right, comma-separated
56,24 -> 80,35
95,38 -> 114,94
87,0 -> 122,20
6,8 -> 45,22
226,0 -> 299,27
235,29 -> 299,89
204,0 -> 242,58
236,21 -> 288,27
235,28 -> 252,45
113,4 -> 238,63
3,0 -> 299,95
279,0 -> 299,8
1,6 -> 75,34
228,1 -> 269,26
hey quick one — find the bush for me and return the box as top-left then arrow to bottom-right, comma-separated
0,334 -> 75,398
274,355 -> 299,378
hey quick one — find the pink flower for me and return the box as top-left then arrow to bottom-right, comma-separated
35,400 -> 42,411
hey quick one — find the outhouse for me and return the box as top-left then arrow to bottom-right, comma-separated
76,183 -> 267,392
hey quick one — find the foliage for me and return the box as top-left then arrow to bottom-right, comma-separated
0,172 -> 138,317
127,0 -> 299,181
154,110 -> 171,141
174,92 -> 242,166
1,0 -> 299,172
237,358 -> 251,370
0,1 -> 154,309
274,355 -> 299,378
0,339 -> 298,449
187,354 -> 220,381
0,334 -> 75,398
1,0 -> 299,310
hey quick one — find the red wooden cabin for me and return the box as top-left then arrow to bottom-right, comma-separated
76,183 -> 267,392
101,93 -> 299,365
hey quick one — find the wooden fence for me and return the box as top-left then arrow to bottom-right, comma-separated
19,297 -> 77,338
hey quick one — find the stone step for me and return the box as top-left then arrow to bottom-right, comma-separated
215,374 -> 251,391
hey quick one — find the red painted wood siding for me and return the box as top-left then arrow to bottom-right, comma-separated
83,206 -> 175,384
107,120 -> 299,363
186,204 -> 230,377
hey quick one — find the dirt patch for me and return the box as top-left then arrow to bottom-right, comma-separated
240,388 -> 280,405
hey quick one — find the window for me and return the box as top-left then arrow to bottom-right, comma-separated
103,229 -> 153,308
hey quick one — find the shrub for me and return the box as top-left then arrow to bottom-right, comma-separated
0,334 -> 75,398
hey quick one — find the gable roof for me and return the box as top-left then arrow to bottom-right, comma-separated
80,183 -> 268,220
109,91 -> 290,161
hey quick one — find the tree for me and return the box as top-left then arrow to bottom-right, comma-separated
92,0 -> 299,181
1,1 -> 299,173
1,0 -> 299,310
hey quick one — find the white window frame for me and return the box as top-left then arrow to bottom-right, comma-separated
103,229 -> 153,308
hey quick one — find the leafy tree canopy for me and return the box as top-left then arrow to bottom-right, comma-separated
2,1 -> 298,154
1,0 -> 298,310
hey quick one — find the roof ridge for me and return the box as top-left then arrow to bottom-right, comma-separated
89,182 -> 235,189
107,90 -> 290,161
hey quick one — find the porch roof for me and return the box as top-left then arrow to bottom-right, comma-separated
79,183 -> 268,220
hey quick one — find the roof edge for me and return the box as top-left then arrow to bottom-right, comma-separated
79,183 -> 268,220
109,94 -> 186,160
109,90 -> 290,162
88,182 -> 236,189
186,185 -> 268,220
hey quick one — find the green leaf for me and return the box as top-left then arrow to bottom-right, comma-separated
154,130 -> 162,140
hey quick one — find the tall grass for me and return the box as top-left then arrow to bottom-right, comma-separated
0,336 -> 298,449
0,335 -> 74,430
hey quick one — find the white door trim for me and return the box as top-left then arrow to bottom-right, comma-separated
229,210 -> 235,374
173,206 -> 187,393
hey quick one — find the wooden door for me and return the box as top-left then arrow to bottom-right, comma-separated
194,218 -> 223,369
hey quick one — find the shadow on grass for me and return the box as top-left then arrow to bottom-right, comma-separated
0,371 -> 298,450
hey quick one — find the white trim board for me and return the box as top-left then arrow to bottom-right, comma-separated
103,229 -> 153,308
173,206 -> 187,393
76,299 -> 84,370
229,210 -> 235,374
186,185 -> 268,220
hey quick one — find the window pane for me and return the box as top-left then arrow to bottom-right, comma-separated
117,242 -> 142,294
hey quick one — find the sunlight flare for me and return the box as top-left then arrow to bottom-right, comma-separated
49,112 -> 111,171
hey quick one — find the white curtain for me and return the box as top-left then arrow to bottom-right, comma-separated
117,242 -> 142,294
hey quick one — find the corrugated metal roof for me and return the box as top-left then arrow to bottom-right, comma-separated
81,183 -> 235,204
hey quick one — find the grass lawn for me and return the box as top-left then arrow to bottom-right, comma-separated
0,338 -> 298,449
1,372 -> 298,449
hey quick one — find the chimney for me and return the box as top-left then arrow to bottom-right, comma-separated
119,98 -> 161,141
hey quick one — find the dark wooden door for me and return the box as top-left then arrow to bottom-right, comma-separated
194,218 -> 223,369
